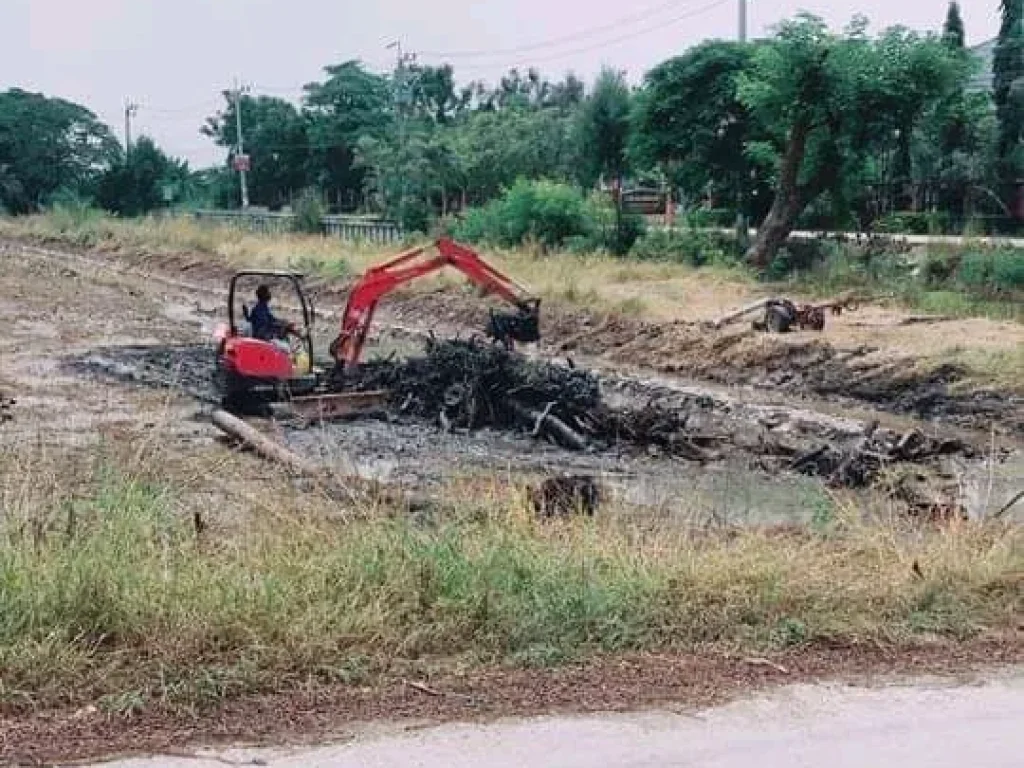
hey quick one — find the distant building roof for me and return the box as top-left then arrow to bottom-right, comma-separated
968,38 -> 996,93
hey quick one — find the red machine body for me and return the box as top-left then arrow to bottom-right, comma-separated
329,237 -> 540,368
215,333 -> 296,380
214,240 -> 540,409
214,270 -> 316,409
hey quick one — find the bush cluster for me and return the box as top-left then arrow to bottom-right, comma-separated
451,179 -> 644,256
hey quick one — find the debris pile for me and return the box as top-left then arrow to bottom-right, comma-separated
346,338 -> 600,448
343,340 -> 979,496
347,339 -> 724,457
784,426 -> 972,489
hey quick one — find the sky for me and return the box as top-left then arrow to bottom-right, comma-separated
1,0 -> 1001,168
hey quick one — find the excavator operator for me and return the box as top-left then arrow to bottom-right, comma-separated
249,284 -> 295,342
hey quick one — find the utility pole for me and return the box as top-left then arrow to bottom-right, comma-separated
124,99 -> 139,158
231,79 -> 251,210
738,0 -> 748,43
387,41 -> 417,224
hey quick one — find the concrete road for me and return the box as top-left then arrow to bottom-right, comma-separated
89,672 -> 1024,768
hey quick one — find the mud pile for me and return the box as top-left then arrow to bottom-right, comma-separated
551,316 -> 1023,435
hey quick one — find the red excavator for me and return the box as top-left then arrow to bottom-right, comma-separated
214,237 -> 540,413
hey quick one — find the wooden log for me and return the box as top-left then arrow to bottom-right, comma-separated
212,409 -> 319,475
509,401 -> 589,451
212,409 -> 438,514
711,298 -> 771,329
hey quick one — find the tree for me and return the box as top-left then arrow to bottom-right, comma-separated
302,61 -> 392,211
942,2 -> 965,49
203,94 -> 310,209
631,41 -> 767,212
96,136 -> 176,216
411,64 -> 459,123
738,15 -> 964,266
577,68 -> 632,190
993,0 -> 1024,218
0,89 -> 119,212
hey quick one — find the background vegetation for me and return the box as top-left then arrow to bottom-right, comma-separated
1,2 -> 1021,270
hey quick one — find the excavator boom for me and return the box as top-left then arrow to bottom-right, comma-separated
330,238 -> 540,369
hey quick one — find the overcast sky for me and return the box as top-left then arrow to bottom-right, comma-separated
1,0 -> 1001,168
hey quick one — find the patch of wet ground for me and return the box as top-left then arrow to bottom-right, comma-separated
61,340 -> 1019,522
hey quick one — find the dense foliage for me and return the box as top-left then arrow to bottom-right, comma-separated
1,6 -> 1019,264
0,89 -> 119,213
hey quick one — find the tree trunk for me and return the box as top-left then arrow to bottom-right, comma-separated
745,119 -> 812,268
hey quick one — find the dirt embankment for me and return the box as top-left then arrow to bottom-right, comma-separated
8,236 -> 1022,438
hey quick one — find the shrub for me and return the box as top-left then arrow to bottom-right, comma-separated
875,211 -> 951,236
605,212 -> 646,257
990,249 -> 1024,292
291,189 -> 326,235
453,180 -> 646,255
453,180 -> 593,249
919,251 -> 959,286
955,249 -> 1024,294
684,207 -> 735,229
631,228 -> 735,267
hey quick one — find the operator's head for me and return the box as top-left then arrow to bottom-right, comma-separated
256,284 -> 271,303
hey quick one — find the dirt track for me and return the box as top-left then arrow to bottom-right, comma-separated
1,239 -> 1022,522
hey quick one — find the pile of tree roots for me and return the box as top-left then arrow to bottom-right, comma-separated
341,339 -> 975,496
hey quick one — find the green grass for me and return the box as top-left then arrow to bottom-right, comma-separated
1,449 -> 1020,714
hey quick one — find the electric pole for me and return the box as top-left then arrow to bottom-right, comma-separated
738,0 -> 748,43
124,99 -> 139,158
231,79 -> 251,210
387,41 -> 418,225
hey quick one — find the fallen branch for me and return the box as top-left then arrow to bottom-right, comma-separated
743,657 -> 790,675
405,679 -> 444,697
212,409 -> 319,476
211,409 -> 437,514
993,490 -> 1024,520
711,299 -> 771,329
510,400 -> 589,451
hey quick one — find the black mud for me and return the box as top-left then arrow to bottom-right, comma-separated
62,340 -> 992,511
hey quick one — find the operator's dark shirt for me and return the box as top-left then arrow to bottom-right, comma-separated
249,300 -> 278,340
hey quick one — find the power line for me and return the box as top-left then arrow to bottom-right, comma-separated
419,0 -> 702,59
424,0 -> 732,73
142,97 -> 224,115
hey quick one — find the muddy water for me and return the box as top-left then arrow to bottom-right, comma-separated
88,671 -> 1024,767
283,416 -> 828,525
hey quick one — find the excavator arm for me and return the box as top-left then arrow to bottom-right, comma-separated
329,237 -> 540,369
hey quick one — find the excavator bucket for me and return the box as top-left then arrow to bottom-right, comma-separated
486,302 -> 540,347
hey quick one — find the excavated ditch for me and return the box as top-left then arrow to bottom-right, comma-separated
62,338 -> 1005,521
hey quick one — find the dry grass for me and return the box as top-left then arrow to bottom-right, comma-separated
0,440 -> 1020,714
0,211 -> 757,320
2,211 -> 1022,390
